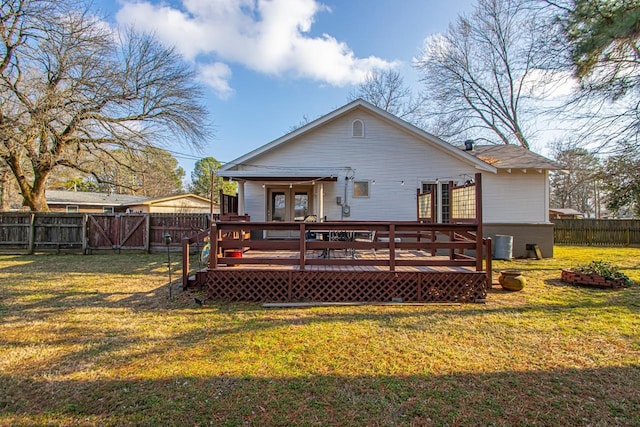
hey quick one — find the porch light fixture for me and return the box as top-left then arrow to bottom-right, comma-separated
401,180 -> 405,186
261,183 -> 265,188
289,183 -> 293,188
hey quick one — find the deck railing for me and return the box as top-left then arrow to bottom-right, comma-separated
182,221 -> 492,288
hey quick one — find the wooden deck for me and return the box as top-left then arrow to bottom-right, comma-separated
183,221 -> 491,303
183,221 -> 492,304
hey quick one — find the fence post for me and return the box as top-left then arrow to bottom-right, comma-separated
145,213 -> 151,254
27,213 -> 35,255
82,214 -> 88,254
626,224 -> 630,247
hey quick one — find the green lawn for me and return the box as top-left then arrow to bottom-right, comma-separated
0,246 -> 638,426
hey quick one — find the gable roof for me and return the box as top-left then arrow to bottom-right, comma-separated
124,193 -> 213,206
46,190 -> 149,207
466,145 -> 562,170
219,99 -> 498,176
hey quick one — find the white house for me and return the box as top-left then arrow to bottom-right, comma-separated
218,99 -> 561,257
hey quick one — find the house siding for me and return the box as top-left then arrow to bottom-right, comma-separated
481,170 -> 549,223
242,109 -> 479,221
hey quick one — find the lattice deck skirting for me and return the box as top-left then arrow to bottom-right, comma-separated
201,269 -> 488,303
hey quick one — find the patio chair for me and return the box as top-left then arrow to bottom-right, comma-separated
353,230 -> 376,259
303,215 -> 325,258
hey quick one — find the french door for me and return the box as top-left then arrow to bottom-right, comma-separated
267,187 -> 312,238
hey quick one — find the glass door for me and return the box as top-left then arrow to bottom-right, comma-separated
267,187 -> 312,238
270,191 -> 287,221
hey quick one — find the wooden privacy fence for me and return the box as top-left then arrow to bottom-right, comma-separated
0,212 -> 209,254
553,219 -> 640,246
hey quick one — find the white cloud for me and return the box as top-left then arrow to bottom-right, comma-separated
198,62 -> 234,99
115,0 -> 397,97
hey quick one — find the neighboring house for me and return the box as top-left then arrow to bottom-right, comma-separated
123,194 -> 215,214
46,191 -> 217,214
46,191 -> 148,213
549,208 -> 584,219
218,99 -> 562,257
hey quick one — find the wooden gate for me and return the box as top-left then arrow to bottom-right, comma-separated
86,214 -> 148,251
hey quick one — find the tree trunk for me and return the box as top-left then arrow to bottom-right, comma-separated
7,157 -> 51,212
0,169 -> 10,212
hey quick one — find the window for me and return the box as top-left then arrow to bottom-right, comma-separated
352,119 -> 364,137
353,180 -> 370,197
103,207 -> 114,214
66,206 -> 79,213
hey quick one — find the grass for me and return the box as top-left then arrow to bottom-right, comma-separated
0,246 -> 638,426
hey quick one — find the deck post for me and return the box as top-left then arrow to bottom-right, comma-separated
389,223 -> 396,271
182,236 -> 190,289
299,223 -> 306,270
210,223 -> 218,269
475,173 -> 483,272
485,237 -> 493,286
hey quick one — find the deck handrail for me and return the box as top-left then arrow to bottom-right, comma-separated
181,228 -> 210,289
182,221 -> 493,288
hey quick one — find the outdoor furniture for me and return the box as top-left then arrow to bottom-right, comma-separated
353,230 -> 376,258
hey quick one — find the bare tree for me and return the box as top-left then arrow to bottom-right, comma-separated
414,0 -> 547,149
529,0 -> 640,152
84,148 -> 185,197
0,0 -> 210,211
549,140 -> 602,217
600,142 -> 640,218
347,70 -> 427,126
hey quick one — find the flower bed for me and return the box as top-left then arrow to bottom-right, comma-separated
561,269 -> 627,289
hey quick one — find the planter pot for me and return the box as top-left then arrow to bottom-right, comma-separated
224,249 -> 243,267
499,270 -> 525,291
561,269 -> 626,289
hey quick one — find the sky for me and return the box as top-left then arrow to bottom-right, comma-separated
96,0 -> 478,182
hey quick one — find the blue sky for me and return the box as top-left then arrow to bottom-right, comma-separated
97,0 -> 477,181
